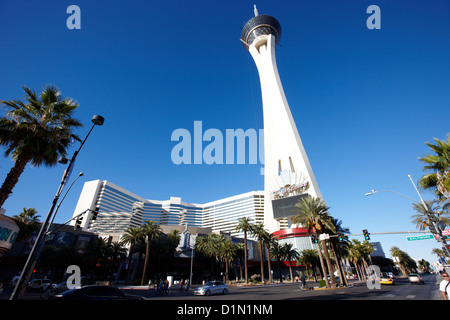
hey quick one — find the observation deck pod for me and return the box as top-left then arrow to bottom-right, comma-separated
240,14 -> 282,51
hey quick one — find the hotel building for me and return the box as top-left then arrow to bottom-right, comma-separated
72,180 -> 271,240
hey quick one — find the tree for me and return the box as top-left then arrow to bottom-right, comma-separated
270,241 -> 284,283
218,238 -> 236,282
282,243 -> 300,282
418,136 -> 450,200
234,242 -> 245,281
249,222 -> 266,284
410,199 -> 450,231
235,217 -> 253,284
298,249 -> 320,281
140,220 -> 163,285
262,231 -> 275,283
432,248 -> 447,263
120,227 -> 144,282
326,217 -> 350,286
390,246 -> 416,275
195,233 -> 224,280
109,241 -> 127,275
292,196 -> 337,288
12,207 -> 41,242
346,239 -> 365,280
0,85 -> 82,208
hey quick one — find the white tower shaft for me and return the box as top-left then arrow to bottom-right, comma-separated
246,32 -> 322,232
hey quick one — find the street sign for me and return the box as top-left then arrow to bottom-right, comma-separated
406,234 -> 434,241
442,229 -> 450,236
319,233 -> 330,240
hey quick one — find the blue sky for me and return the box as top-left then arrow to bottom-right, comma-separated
1,0 -> 449,264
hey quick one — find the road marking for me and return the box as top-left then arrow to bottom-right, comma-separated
406,295 -> 416,299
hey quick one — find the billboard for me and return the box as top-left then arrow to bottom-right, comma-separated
271,194 -> 309,219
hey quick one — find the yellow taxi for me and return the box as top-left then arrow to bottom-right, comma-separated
379,273 -> 395,285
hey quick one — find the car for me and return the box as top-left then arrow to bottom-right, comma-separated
49,285 -> 146,300
10,275 -> 20,287
194,281 -> 229,296
408,273 -> 424,284
379,273 -> 395,285
27,279 -> 52,292
52,281 -> 71,293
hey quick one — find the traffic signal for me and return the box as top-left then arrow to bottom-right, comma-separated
310,233 -> 318,244
338,233 -> 344,242
74,216 -> 83,230
91,207 -> 100,221
363,229 -> 370,240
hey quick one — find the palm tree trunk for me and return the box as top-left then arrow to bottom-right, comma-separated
140,236 -> 151,285
288,263 -> 294,282
330,242 -> 346,286
127,244 -> 135,282
316,242 -> 330,288
0,155 -> 31,208
258,238 -> 265,284
266,247 -> 273,283
244,232 -> 248,284
321,239 -> 337,288
277,256 -> 283,283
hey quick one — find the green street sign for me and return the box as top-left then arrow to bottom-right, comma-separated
406,234 -> 434,241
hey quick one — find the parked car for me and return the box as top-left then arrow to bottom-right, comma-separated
10,275 -> 20,287
27,279 -> 52,292
408,273 -> 424,284
52,281 -> 71,293
379,273 -> 395,285
194,281 -> 229,296
49,285 -> 146,300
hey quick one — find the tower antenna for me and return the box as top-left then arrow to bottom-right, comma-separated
253,5 -> 259,17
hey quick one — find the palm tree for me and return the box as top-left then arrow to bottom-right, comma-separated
249,222 -> 266,284
390,246 -> 416,276
282,243 -> 300,282
298,249 -> 320,281
432,248 -> 446,263
219,238 -> 236,282
418,136 -> 450,200
12,207 -> 41,242
195,233 -> 223,279
270,241 -> 284,283
235,242 -> 245,281
120,227 -> 144,282
140,220 -> 163,285
292,196 -> 337,288
0,85 -> 82,208
109,241 -> 127,277
326,217 -> 350,286
235,217 -> 253,284
411,199 -> 450,231
346,239 -> 365,280
262,231 -> 275,283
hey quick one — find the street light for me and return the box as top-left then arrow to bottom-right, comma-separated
365,174 -> 450,258
365,189 -> 418,203
45,172 -> 84,235
10,115 -> 104,300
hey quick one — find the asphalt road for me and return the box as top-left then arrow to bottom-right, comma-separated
0,273 -> 443,301
121,273 -> 443,301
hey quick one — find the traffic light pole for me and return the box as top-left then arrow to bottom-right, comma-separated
44,209 -> 91,236
407,175 -> 450,258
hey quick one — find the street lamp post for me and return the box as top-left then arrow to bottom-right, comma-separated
365,174 -> 450,258
9,115 -> 104,300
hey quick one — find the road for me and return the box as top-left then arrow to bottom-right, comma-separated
0,273 -> 443,301
121,273 -> 442,301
